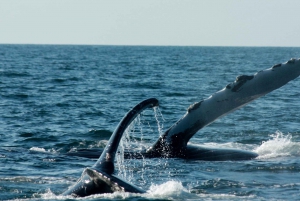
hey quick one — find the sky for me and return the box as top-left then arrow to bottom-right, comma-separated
1,0 -> 300,47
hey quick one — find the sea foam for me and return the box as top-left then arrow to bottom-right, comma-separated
29,147 -> 47,153
254,131 -> 300,159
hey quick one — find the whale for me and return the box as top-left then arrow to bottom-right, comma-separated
66,58 -> 300,161
61,58 -> 300,197
62,98 -> 158,197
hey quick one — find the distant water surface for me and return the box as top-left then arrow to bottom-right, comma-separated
1,45 -> 300,200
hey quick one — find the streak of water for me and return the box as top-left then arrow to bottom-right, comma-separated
116,107 -> 165,183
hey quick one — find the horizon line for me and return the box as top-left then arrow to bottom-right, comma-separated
0,43 -> 300,48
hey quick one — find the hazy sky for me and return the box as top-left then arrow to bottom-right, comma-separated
1,0 -> 300,47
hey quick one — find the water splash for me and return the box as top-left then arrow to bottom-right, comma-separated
254,131 -> 300,159
148,180 -> 189,196
116,107 -> 165,183
154,106 -> 165,136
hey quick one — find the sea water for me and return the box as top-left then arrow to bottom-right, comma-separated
1,45 -> 300,200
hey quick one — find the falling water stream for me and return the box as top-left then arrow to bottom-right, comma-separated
116,107 -> 165,184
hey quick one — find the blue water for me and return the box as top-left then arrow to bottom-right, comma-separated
1,45 -> 300,200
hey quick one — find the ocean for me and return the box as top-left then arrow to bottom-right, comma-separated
0,45 -> 300,200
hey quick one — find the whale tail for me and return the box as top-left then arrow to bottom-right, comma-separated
62,98 -> 159,197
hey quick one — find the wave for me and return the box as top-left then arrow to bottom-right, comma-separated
254,131 -> 300,159
0,70 -> 31,78
86,129 -> 112,139
147,180 -> 194,199
23,180 -> 254,201
29,147 -> 48,153
29,147 -> 58,154
17,181 -> 196,200
188,131 -> 300,160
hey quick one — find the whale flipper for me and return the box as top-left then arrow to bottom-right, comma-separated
147,58 -> 300,158
62,98 -> 159,197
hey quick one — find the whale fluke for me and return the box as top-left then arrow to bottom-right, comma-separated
62,98 -> 159,197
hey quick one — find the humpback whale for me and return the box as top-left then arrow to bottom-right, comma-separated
62,58 -> 300,197
66,58 -> 300,161
62,98 -> 158,197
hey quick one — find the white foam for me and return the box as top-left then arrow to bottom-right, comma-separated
39,188 -> 58,199
254,131 -> 300,159
29,147 -> 58,154
29,147 -> 47,153
146,181 -> 253,200
68,181 -> 193,200
28,181 -> 256,201
148,180 -> 188,195
88,140 -> 107,148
